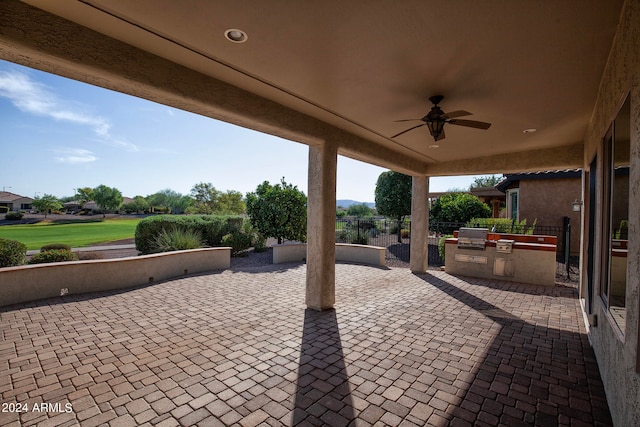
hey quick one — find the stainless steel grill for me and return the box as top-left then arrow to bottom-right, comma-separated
457,227 -> 488,250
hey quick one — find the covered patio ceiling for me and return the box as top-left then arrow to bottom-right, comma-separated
3,0 -> 624,176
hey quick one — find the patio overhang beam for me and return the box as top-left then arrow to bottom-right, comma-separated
424,143 -> 584,176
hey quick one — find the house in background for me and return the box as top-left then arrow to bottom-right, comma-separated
468,186 -> 506,218
0,191 -> 33,212
496,170 -> 582,254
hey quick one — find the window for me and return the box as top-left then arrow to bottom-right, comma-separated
601,95 -> 630,333
506,189 -> 519,222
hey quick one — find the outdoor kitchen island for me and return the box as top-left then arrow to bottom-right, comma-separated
444,228 -> 557,287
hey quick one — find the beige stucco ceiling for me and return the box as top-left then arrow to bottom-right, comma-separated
13,0 -> 624,175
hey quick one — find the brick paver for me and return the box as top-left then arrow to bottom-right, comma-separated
0,264 -> 612,426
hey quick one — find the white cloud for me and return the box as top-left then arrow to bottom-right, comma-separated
107,137 -> 139,152
53,148 -> 97,164
0,70 -> 111,137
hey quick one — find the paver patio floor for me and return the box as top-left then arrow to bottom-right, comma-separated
1,263 -> 612,426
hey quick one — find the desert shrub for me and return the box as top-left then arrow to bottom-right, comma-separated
336,229 -> 369,245
77,252 -> 104,260
151,228 -> 206,253
41,243 -> 72,252
253,235 -> 267,252
221,231 -> 252,256
400,228 -> 410,239
227,217 -> 244,233
438,235 -> 453,260
135,215 -> 241,254
5,211 -> 23,220
0,238 -> 27,267
242,221 -> 267,252
28,249 -> 78,264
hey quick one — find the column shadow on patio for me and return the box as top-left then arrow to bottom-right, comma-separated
415,273 -> 613,426
292,308 -> 355,425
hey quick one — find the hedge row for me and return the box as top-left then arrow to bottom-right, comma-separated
135,215 -> 245,254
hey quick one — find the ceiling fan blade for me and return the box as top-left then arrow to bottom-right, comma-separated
393,119 -> 423,122
448,119 -> 492,130
391,123 -> 426,138
442,110 -> 472,119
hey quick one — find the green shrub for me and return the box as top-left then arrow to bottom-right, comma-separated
336,229 -> 369,245
5,211 -> 23,220
438,235 -> 453,260
151,228 -> 206,253
28,249 -> 78,264
221,231 -> 252,256
0,238 -> 27,267
400,228 -> 410,239
77,252 -> 104,260
430,192 -> 491,224
466,217 -> 537,234
135,215 -> 241,254
41,243 -> 72,252
253,235 -> 268,252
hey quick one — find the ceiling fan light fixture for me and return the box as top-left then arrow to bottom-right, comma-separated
427,119 -> 445,141
224,29 -> 248,43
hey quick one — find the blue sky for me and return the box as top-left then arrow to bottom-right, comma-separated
0,60 -> 487,202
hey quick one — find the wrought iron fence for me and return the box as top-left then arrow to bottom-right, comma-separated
334,217 -> 574,274
335,217 -> 411,263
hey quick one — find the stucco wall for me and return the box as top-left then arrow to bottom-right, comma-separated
519,178 -> 581,254
0,248 -> 231,307
581,1 -> 640,425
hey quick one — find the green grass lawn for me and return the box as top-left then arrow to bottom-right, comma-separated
0,218 -> 141,250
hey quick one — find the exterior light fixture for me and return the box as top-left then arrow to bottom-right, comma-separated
572,199 -> 583,212
426,118 -> 445,141
224,29 -> 248,43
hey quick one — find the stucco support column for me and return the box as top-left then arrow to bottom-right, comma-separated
306,141 -> 337,310
410,176 -> 430,273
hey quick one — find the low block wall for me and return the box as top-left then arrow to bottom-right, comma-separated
0,247 -> 231,307
273,243 -> 386,267
445,239 -> 556,287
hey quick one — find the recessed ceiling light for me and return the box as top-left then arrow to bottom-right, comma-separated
429,144 -> 440,149
224,29 -> 248,43
523,128 -> 537,133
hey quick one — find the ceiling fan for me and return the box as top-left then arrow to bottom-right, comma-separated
391,95 -> 491,142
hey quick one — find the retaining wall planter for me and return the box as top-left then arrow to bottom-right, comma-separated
0,247 -> 231,307
273,243 -> 386,267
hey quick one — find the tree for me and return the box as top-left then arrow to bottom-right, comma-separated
75,187 -> 94,209
429,192 -> 491,224
189,183 -> 245,214
375,171 -> 412,242
346,203 -> 373,217
92,185 -> 123,217
218,190 -> 245,214
147,189 -> 189,213
31,194 -> 62,218
189,182 -> 220,214
469,175 -> 501,189
245,178 -> 307,244
121,196 -> 150,214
